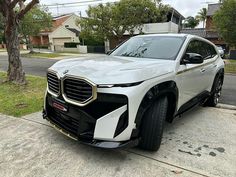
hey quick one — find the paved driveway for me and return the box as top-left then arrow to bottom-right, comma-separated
0,107 -> 236,177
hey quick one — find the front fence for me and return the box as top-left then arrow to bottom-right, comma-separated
87,46 -> 105,54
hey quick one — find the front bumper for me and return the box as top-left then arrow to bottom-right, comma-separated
43,93 -> 139,149
43,110 -> 139,149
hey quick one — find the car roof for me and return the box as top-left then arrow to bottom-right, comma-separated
134,33 -> 215,46
135,33 -> 189,38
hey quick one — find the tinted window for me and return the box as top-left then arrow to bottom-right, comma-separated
186,40 -> 217,60
111,36 -> 185,60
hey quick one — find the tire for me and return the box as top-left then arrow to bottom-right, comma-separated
204,76 -> 223,107
139,96 -> 168,151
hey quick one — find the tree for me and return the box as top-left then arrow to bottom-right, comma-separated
0,0 -> 39,84
183,16 -> 199,29
213,0 -> 236,47
79,0 -> 169,41
19,6 -> 52,53
0,13 -> 4,43
196,8 -> 207,28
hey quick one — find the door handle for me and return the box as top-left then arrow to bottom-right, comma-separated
200,68 -> 206,73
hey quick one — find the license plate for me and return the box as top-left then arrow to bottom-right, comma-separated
52,102 -> 68,112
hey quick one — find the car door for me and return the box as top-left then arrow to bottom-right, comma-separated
200,42 -> 218,92
176,40 -> 208,109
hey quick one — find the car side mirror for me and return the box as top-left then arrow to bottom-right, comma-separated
181,53 -> 204,64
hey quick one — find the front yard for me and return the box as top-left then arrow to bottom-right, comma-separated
225,59 -> 236,74
0,72 -> 46,117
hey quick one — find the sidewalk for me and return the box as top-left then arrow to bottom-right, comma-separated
0,107 -> 236,177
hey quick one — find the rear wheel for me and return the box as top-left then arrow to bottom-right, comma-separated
204,76 -> 223,107
139,96 -> 168,151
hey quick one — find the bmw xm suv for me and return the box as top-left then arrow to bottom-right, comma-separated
43,34 -> 224,151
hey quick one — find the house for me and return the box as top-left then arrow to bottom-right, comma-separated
180,3 -> 227,50
30,14 -> 80,51
109,7 -> 185,50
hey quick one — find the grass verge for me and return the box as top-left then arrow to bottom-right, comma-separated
225,59 -> 236,74
22,52 -> 63,59
0,72 -> 46,117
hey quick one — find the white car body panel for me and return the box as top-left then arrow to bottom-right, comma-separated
50,56 -> 175,85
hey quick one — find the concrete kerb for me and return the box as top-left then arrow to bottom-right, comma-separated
217,103 -> 236,110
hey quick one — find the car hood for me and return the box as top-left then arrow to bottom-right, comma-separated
49,56 -> 175,85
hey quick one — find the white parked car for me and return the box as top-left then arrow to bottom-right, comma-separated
43,34 -> 224,151
217,46 -> 225,58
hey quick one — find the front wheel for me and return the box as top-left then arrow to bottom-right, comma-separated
204,77 -> 223,107
139,96 -> 168,151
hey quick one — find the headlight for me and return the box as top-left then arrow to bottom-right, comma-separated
98,81 -> 143,88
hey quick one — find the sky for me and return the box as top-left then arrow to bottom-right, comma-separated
39,0 -> 220,23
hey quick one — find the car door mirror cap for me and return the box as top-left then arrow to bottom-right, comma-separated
181,53 -> 204,64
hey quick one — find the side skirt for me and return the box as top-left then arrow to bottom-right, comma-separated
175,91 -> 210,117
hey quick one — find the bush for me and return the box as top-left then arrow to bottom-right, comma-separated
82,38 -> 104,46
64,42 -> 80,48
32,44 -> 49,49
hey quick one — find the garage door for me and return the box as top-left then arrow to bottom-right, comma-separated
53,38 -> 71,45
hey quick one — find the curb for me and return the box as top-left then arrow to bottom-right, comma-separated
217,103 -> 236,110
225,73 -> 236,76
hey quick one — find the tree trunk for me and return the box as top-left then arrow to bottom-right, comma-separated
28,36 -> 34,53
5,21 -> 26,84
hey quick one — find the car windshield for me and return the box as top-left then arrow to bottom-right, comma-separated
111,36 -> 185,60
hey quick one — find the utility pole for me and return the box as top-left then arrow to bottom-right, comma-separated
56,3 -> 59,16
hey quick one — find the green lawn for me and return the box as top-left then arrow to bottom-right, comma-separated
22,52 -> 63,59
225,59 -> 236,74
0,72 -> 46,117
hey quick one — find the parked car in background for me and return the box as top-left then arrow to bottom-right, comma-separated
43,34 -> 224,151
217,46 -> 225,58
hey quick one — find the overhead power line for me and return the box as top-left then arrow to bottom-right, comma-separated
45,0 -> 102,7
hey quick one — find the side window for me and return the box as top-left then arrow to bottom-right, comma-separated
202,42 -> 217,60
186,40 -> 207,58
209,44 -> 217,58
186,40 -> 217,60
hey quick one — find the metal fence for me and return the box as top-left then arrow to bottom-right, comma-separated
87,46 -> 105,54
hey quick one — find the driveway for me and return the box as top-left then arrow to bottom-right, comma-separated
0,56 -> 235,105
0,107 -> 236,177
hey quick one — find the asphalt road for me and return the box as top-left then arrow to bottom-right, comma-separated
0,56 -> 235,105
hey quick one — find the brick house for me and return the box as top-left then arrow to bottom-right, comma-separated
180,3 -> 227,50
30,14 -> 80,50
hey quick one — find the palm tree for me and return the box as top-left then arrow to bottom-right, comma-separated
196,8 -> 207,28
183,16 -> 200,29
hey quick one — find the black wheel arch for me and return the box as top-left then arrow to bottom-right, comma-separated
211,68 -> 224,93
134,81 -> 178,137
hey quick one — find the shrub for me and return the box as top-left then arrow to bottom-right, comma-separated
64,42 -> 80,48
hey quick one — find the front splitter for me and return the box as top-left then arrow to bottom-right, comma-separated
43,113 -> 139,149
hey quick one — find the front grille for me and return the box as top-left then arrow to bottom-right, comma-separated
63,77 -> 94,105
47,72 -> 60,95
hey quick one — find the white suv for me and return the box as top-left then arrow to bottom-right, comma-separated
43,34 -> 224,151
